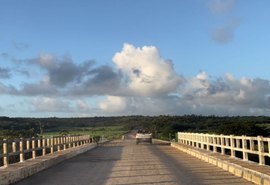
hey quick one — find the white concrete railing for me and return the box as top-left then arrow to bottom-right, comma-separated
0,135 -> 92,167
178,132 -> 270,165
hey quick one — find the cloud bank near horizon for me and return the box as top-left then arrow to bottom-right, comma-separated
1,43 -> 270,117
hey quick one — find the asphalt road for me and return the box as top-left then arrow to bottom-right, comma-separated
15,134 -> 253,185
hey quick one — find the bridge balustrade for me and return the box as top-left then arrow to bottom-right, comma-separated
0,135 -> 92,167
178,132 -> 270,165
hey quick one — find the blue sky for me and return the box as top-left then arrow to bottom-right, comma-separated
1,0 -> 270,117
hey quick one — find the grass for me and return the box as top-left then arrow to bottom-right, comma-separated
41,125 -> 129,140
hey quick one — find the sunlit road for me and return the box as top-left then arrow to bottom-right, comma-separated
15,133 -> 253,185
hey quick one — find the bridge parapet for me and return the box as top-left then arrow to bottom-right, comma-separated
0,135 -> 92,168
178,132 -> 269,165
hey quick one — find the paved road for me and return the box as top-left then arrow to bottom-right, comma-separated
15,134 -> 253,185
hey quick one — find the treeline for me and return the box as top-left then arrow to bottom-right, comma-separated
1,115 -> 270,140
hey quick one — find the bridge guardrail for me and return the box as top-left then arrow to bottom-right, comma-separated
178,132 -> 270,165
0,135 -> 92,167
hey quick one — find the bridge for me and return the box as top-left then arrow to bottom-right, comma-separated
1,132 -> 270,185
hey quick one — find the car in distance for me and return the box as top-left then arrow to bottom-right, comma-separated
135,130 -> 152,144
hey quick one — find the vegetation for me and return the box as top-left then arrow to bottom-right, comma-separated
1,115 -> 270,140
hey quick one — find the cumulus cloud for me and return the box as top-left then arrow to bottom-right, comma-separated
76,100 -> 91,112
71,65 -> 121,96
7,53 -> 121,96
18,76 -> 58,96
113,43 -> 182,96
31,97 -> 72,112
99,96 -> 127,113
33,54 -> 94,87
180,72 -> 270,114
2,43 -> 270,116
97,69 -> 270,116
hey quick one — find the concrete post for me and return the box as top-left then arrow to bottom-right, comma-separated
60,137 -> 63,148
63,137 -> 66,150
26,139 -> 30,151
213,137 -> 217,152
68,136 -> 70,148
77,136 -> 79,146
230,135 -> 235,158
201,135 -> 204,149
38,138 -> 41,148
20,138 -> 24,162
50,137 -> 54,154
221,135 -> 225,155
12,141 -> 16,153
242,135 -> 248,161
257,136 -> 265,165
42,138 -> 46,156
236,138 -> 240,149
32,138 -> 36,159
57,137 -> 60,152
225,138 -> 229,147
3,139 -> 8,167
206,135 -> 210,151
192,134 -> 195,147
268,138 -> 270,155
250,138 -> 255,151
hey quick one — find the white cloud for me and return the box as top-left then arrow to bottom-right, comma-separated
113,43 -> 182,96
32,97 -> 72,112
76,100 -> 91,112
180,72 -> 270,114
98,96 -> 127,113
2,43 -> 270,116
38,53 -> 55,69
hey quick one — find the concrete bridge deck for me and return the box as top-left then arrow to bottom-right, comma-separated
13,135 -> 253,185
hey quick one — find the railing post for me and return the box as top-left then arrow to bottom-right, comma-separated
73,136 -> 76,147
3,139 -> 9,167
26,139 -> 30,151
32,137 -> 36,159
57,137 -> 60,152
200,135 -> 204,149
50,137 -> 54,154
63,137 -> 66,150
236,138 -> 240,148
12,141 -> 16,153
38,138 -> 41,148
242,135 -> 248,161
192,134 -> 195,147
20,138 -> 24,162
258,136 -> 265,165
221,135 -> 225,155
230,135 -> 235,158
206,135 -> 210,151
43,138 -> 46,156
213,136 -> 217,152
250,138 -> 255,152
268,138 -> 270,155
68,136 -> 71,148
76,136 -> 79,146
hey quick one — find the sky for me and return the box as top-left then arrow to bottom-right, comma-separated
1,0 -> 270,117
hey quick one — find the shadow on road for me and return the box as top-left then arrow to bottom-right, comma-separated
15,141 -> 124,185
148,143 -> 253,185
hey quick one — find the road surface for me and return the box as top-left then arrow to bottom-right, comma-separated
15,134 -> 253,185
